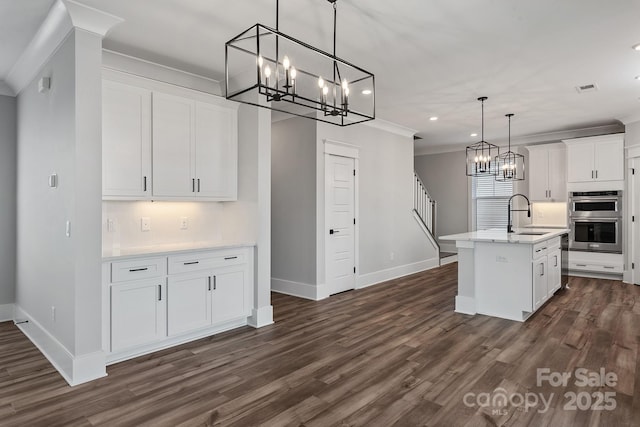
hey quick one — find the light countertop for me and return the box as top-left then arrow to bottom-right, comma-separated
103,241 -> 256,261
440,228 -> 569,244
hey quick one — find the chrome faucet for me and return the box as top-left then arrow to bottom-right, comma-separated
507,193 -> 531,233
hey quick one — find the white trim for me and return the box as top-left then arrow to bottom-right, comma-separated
620,112 -> 640,125
364,118 -> 417,138
323,139 -> 360,158
415,124 -> 625,156
14,305 -> 106,386
271,278 -> 329,301
107,317 -> 248,364
455,296 -> 476,315
102,49 -> 221,96
356,258 -> 440,289
248,305 -> 274,328
439,254 -> 458,266
5,0 -> 122,94
627,145 -> 640,159
0,304 -> 14,322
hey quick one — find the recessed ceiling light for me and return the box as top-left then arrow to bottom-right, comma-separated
429,116 -> 438,121
636,75 -> 640,80
633,43 -> 640,51
470,133 -> 478,137
362,89 -> 372,95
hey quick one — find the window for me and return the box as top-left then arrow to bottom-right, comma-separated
472,175 -> 513,230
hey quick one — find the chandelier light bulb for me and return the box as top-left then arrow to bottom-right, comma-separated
257,55 -> 264,67
318,76 -> 325,88
290,67 -> 297,79
342,79 -> 348,90
283,55 -> 290,70
344,87 -> 350,96
474,156 -> 479,163
264,65 -> 271,77
323,85 -> 329,95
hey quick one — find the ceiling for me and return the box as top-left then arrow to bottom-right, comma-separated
3,0 -> 640,151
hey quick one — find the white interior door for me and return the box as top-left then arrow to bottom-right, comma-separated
326,154 -> 356,295
633,161 -> 639,285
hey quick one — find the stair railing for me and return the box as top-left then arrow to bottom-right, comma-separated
414,172 -> 437,237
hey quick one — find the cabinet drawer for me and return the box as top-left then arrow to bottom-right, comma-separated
570,262 -> 623,274
168,250 -> 246,274
546,237 -> 561,251
532,242 -> 549,259
111,257 -> 167,283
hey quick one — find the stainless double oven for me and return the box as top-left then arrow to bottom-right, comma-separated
568,191 -> 622,253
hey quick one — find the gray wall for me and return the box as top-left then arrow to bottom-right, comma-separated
414,150 -> 469,238
16,30 -> 103,357
317,122 -> 436,281
0,95 -> 16,307
271,117 -> 317,285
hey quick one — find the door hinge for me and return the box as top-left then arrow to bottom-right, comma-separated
353,169 -> 356,176
633,263 -> 635,269
353,218 -> 356,225
633,168 -> 636,175
633,216 -> 635,222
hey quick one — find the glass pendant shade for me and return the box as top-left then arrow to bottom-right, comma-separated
466,97 -> 499,176
495,113 -> 525,181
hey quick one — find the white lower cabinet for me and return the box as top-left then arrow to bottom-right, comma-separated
547,248 -> 562,295
104,246 -> 253,363
532,256 -> 548,311
531,239 -> 561,312
110,279 -> 166,352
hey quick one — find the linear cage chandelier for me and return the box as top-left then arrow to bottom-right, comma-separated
495,113 -> 525,181
466,97 -> 499,176
225,0 -> 375,126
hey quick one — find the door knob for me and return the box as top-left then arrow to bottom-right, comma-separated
329,229 -> 340,235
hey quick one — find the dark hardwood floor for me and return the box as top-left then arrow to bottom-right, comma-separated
1,263 -> 639,426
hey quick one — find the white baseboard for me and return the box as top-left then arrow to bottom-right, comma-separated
356,257 -> 440,290
271,278 -> 328,301
0,303 -> 14,322
248,305 -> 274,328
455,296 -> 476,315
14,305 -> 106,386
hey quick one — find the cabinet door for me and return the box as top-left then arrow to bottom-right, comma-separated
547,249 -> 562,295
547,147 -> 567,201
594,139 -> 624,181
211,269 -> 246,324
111,279 -> 166,352
567,143 -> 595,183
167,274 -> 212,335
102,81 -> 152,198
527,148 -> 550,201
152,92 -> 195,197
194,102 -> 238,200
532,257 -> 548,310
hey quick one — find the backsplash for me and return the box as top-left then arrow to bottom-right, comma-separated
102,201 -> 257,251
531,202 -> 568,226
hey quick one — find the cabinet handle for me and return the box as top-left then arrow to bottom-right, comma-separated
158,285 -> 162,301
554,255 -> 558,267
197,178 -> 201,193
224,256 -> 238,260
604,266 -> 615,270
214,276 -> 217,290
595,170 -> 598,179
541,263 -> 545,276
192,178 -> 195,192
548,190 -> 551,198
129,267 -> 148,272
184,261 -> 199,265
576,264 -> 587,267
591,170 -> 594,179
208,276 -> 212,291
143,176 -> 147,192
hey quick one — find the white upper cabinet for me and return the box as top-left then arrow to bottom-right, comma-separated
565,134 -> 624,183
152,92 -> 196,197
102,81 -> 152,199
102,72 -> 238,201
526,143 -> 567,202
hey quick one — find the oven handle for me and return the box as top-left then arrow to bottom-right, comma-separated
570,218 -> 620,222
570,198 -> 619,203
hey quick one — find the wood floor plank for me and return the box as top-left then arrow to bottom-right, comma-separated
0,264 -> 638,426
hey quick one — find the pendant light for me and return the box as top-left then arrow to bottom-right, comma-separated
466,97 -> 499,176
495,113 -> 525,181
225,0 -> 375,126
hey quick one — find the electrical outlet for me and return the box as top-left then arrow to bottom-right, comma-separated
107,219 -> 116,232
51,306 -> 56,322
141,217 -> 151,231
180,217 -> 189,230
390,251 -> 395,260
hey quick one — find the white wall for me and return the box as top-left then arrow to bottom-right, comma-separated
316,122 -> 437,287
0,95 -> 16,311
271,117 -> 317,286
16,28 -> 105,383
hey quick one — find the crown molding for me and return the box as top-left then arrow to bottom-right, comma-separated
415,123 -> 625,156
364,118 -> 417,139
620,111 -> 640,125
5,0 -> 123,95
0,81 -> 14,97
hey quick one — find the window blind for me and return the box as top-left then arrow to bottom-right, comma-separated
472,175 -> 513,230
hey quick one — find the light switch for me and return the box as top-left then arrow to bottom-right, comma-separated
180,217 -> 189,230
48,174 -> 57,188
107,219 -> 116,232
65,221 -> 71,237
141,217 -> 151,231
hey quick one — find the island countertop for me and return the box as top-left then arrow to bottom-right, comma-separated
440,228 -> 569,244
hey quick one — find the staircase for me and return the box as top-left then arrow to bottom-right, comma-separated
413,172 -> 457,266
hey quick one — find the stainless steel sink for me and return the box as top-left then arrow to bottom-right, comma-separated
515,231 -> 547,236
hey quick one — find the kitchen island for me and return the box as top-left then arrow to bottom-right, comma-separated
440,228 -> 569,321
